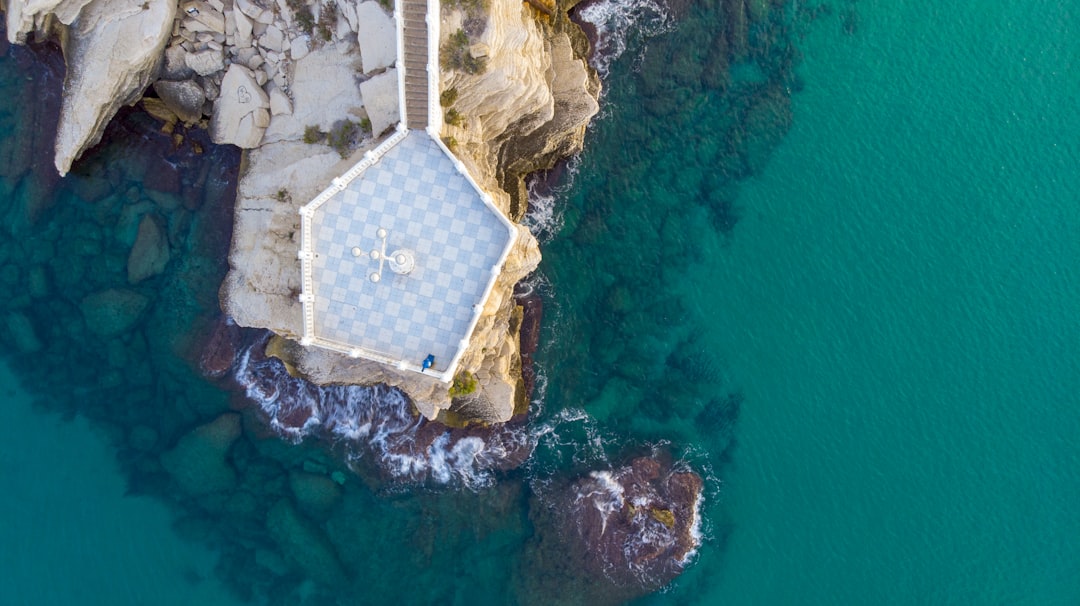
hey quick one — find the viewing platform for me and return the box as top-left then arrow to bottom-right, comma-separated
296,0 -> 516,383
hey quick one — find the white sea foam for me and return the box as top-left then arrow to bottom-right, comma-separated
582,470 -> 625,535
680,489 -> 704,566
232,340 -> 524,489
575,0 -> 675,76
523,155 -> 580,243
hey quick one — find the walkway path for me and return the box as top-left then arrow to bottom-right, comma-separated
401,0 -> 430,130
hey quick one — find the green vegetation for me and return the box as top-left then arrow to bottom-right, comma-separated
359,117 -> 372,134
303,125 -> 325,144
443,135 -> 458,151
326,120 -> 359,158
440,87 -> 459,107
317,1 -> 337,42
440,29 -> 486,75
286,0 -> 315,35
276,188 -> 290,202
448,371 -> 478,398
444,108 -> 463,127
442,0 -> 488,18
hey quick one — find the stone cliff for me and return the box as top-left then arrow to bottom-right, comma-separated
2,0 -> 599,423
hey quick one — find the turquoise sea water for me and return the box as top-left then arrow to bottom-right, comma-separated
2,0 -> 1079,603
0,365 -> 240,605
539,0 -> 1080,603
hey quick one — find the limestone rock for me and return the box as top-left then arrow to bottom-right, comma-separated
358,68 -> 399,137
219,140 -> 339,333
262,40 -> 363,142
231,5 -> 253,47
182,1 -> 226,33
234,0 -> 272,25
210,63 -> 271,148
162,44 -> 195,79
259,24 -> 284,53
355,1 -> 395,74
54,0 -> 177,175
289,34 -> 310,60
339,0 -> 357,32
127,214 -> 171,283
161,413 -> 242,495
153,79 -> 206,123
80,288 -> 150,336
4,0 -> 95,44
185,48 -> 226,76
268,85 -> 292,116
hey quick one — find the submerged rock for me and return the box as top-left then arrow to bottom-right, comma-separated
161,412 -> 242,495
266,499 -> 348,587
199,315 -> 241,378
4,311 -> 43,353
523,456 -> 703,604
127,213 -> 171,283
288,471 -> 342,517
80,288 -> 150,336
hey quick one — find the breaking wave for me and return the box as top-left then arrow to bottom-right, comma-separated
232,340 -> 534,490
523,155 -> 580,243
575,0 -> 676,76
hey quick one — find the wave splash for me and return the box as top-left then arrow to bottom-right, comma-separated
523,155 -> 580,243
232,341 -> 534,489
575,0 -> 675,76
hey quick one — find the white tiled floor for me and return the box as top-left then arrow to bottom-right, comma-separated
309,132 -> 511,371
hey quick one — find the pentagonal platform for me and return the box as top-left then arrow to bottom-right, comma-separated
299,130 -> 514,380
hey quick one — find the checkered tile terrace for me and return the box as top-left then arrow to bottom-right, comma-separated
297,129 -> 516,382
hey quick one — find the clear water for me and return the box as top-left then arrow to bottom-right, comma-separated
2,0 -> 1079,603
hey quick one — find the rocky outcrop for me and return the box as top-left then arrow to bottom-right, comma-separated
266,499 -> 348,588
520,456 -> 704,605
53,0 -> 177,175
4,0 -> 93,44
5,0 -> 599,425
441,0 -> 600,213
220,0 -> 597,423
358,67 -> 398,137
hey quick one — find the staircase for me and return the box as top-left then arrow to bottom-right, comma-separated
401,0 -> 430,130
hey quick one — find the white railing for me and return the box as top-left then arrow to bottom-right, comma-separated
429,135 -> 518,384
394,0 -> 408,127
297,126 -> 411,346
294,0 -> 519,385
426,0 -> 442,129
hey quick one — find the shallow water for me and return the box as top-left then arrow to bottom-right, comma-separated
2,0 -> 1079,604
0,365 -> 241,606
